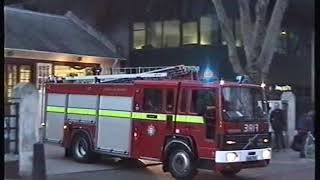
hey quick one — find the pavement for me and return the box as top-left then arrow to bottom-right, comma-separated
6,144 -> 315,180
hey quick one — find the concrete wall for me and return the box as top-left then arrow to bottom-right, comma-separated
13,83 -> 40,177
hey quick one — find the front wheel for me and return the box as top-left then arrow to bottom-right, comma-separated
168,149 -> 197,180
220,168 -> 241,176
71,134 -> 97,163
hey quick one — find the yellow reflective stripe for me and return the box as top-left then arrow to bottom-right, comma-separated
176,115 -> 204,124
132,112 -> 167,121
99,110 -> 131,118
46,106 -> 65,113
67,108 -> 97,116
47,106 -> 204,124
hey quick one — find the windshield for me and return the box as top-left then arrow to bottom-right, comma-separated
222,87 -> 267,121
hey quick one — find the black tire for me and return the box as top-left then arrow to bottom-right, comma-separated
220,168 -> 241,177
71,133 -> 97,163
168,148 -> 197,180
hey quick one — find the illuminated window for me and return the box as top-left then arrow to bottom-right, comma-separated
235,20 -> 243,47
148,22 -> 163,48
6,65 -> 17,98
19,65 -> 31,83
183,22 -> 198,45
54,65 -> 92,78
133,22 -> 146,49
37,63 -> 52,89
5,64 -> 32,98
163,20 -> 180,47
200,16 -> 218,45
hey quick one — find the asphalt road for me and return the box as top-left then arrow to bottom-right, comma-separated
44,145 -> 315,180
46,161 -> 314,180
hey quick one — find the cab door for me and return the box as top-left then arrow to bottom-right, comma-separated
176,86 -> 219,158
132,84 -> 177,160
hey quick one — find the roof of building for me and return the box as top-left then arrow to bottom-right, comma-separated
4,7 -> 123,59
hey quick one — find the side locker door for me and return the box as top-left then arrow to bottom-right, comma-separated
132,85 -> 177,160
96,94 -> 133,157
45,92 -> 67,143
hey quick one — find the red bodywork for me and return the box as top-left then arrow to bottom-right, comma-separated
46,80 -> 270,171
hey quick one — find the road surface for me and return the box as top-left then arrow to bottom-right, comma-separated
44,144 -> 314,180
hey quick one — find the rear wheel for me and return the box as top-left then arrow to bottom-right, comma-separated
71,134 -> 97,163
168,148 -> 197,180
220,168 -> 241,176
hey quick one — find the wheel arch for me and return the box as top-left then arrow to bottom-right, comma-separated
161,135 -> 198,172
70,129 -> 95,150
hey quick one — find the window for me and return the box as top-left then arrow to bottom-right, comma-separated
143,89 -> 163,112
166,89 -> 175,112
19,65 -> 31,83
183,22 -> 198,45
163,20 -> 180,47
133,22 -> 146,49
190,89 -> 217,139
37,63 -> 52,89
54,65 -> 92,77
200,16 -> 218,45
235,20 -> 242,47
148,22 -> 163,48
190,90 -> 216,115
180,89 -> 188,112
5,64 -> 33,98
6,65 -> 17,98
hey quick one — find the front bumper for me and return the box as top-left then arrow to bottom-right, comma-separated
215,160 -> 270,171
214,148 -> 271,170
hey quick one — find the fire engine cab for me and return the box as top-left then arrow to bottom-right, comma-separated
43,65 -> 271,179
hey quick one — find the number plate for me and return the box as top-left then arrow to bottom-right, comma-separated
246,155 -> 258,161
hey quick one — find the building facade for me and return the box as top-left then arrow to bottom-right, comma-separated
4,7 -> 124,99
10,0 -> 314,121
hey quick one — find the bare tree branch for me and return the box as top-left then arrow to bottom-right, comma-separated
257,0 -> 289,75
238,0 -> 253,62
249,0 -> 269,64
211,0 -> 245,74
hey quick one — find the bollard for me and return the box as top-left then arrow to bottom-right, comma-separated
32,143 -> 47,180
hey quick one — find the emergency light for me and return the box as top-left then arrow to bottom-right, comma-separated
236,75 -> 251,84
202,67 -> 219,83
203,68 -> 214,79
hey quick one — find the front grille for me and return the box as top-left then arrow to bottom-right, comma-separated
221,133 -> 270,150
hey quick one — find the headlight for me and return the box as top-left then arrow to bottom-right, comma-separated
226,152 -> 239,162
226,140 -> 236,145
262,149 -> 272,159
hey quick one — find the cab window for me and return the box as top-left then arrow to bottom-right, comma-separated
190,89 -> 217,139
165,89 -> 175,112
143,89 -> 163,112
190,90 -> 216,115
179,89 -> 188,113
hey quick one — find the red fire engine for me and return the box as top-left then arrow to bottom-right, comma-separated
43,66 -> 271,179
